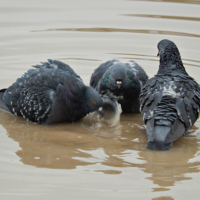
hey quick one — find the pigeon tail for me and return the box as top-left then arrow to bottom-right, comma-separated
0,89 -> 9,111
147,125 -> 172,150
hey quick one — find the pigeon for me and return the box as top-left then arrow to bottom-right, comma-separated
90,60 -> 148,113
0,59 -> 103,124
140,39 -> 200,150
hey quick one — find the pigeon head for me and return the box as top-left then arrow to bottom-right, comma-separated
157,39 -> 186,72
102,63 -> 127,91
111,64 -> 127,88
157,39 -> 178,57
85,86 -> 103,112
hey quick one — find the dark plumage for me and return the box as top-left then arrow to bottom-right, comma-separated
0,89 -> 8,111
140,39 -> 200,150
0,59 -> 103,124
90,60 -> 148,113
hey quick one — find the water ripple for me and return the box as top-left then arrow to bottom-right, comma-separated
37,27 -> 200,38
123,14 -> 200,22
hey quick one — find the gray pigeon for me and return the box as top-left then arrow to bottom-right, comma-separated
0,59 -> 103,124
140,39 -> 200,150
90,60 -> 148,113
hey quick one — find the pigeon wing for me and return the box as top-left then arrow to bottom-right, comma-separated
3,67 -> 73,123
33,59 -> 81,80
140,75 -> 200,143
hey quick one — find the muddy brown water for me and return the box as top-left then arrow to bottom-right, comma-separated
0,0 -> 200,199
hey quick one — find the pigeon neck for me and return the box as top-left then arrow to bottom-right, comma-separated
158,49 -> 187,75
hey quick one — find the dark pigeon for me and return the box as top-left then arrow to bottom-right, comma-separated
0,59 -> 103,124
90,60 -> 148,113
140,39 -> 200,150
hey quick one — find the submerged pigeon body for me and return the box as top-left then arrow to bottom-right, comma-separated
140,39 -> 200,150
90,60 -> 148,113
99,90 -> 122,121
85,90 -> 122,127
0,59 -> 103,124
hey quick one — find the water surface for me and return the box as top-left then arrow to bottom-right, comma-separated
0,0 -> 200,199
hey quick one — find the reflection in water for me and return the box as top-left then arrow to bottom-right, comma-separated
152,197 -> 174,200
0,108 -> 200,188
140,135 -> 200,187
33,27 -> 200,38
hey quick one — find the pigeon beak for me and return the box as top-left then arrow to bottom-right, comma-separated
157,51 -> 160,57
116,81 -> 122,89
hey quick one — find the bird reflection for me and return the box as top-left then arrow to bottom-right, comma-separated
0,109 -> 200,188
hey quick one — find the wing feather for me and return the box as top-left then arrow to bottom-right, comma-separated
140,74 -> 200,144
3,66 -> 79,123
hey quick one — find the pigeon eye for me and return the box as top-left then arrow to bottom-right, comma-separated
158,47 -> 161,51
112,75 -> 115,78
92,101 -> 96,105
